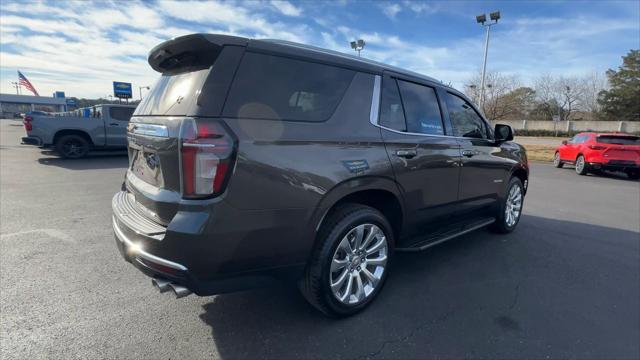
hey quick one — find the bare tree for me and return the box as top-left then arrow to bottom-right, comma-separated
464,71 -> 521,120
579,71 -> 608,114
558,77 -> 584,120
533,75 -> 585,121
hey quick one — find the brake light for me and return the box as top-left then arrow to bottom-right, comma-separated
23,115 -> 33,131
180,118 -> 236,198
589,145 -> 606,150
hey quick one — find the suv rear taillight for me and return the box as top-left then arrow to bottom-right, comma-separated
23,115 -> 33,131
589,145 -> 606,150
179,118 -> 236,199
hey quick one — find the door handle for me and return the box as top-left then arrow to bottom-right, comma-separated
396,149 -> 417,159
109,123 -> 119,126
462,149 -> 477,157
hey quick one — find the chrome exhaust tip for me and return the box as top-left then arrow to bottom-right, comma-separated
151,278 -> 172,293
169,283 -> 192,299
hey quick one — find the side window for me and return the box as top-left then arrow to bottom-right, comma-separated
445,93 -> 487,139
109,107 -> 134,121
223,52 -> 356,122
571,135 -> 587,144
379,78 -> 406,131
397,80 -> 444,135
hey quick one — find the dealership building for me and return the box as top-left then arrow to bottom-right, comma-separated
0,93 -> 68,118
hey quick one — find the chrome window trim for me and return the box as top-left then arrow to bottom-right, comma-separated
368,75 -> 494,142
369,75 -> 381,126
128,122 -> 169,138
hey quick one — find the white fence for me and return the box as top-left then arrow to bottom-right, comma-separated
489,120 -> 640,133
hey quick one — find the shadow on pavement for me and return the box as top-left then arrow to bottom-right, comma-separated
37,152 -> 128,170
558,165 -> 638,182
199,215 -> 639,359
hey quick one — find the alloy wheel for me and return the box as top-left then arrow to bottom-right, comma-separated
330,223 -> 388,305
576,156 -> 584,174
62,140 -> 84,158
505,184 -> 523,227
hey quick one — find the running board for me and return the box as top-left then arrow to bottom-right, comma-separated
396,218 -> 495,252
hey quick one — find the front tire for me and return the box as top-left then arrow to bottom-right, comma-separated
55,134 -> 90,159
490,177 -> 524,234
300,204 -> 394,317
575,155 -> 589,175
553,152 -> 563,168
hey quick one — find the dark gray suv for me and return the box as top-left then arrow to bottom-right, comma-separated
112,34 -> 528,316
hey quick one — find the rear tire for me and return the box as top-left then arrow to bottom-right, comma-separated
553,152 -> 563,168
575,155 -> 588,175
55,134 -> 90,159
300,204 -> 394,317
490,177 -> 524,234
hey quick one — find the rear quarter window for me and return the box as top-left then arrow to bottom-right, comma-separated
223,52 -> 356,122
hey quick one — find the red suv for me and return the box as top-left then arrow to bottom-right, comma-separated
554,132 -> 640,179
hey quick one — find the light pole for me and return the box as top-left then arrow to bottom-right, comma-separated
10,81 -> 20,95
138,85 -> 150,100
476,11 -> 500,110
350,39 -> 365,57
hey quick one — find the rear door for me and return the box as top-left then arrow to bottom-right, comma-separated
105,106 -> 134,147
442,91 -> 509,212
377,73 -> 461,234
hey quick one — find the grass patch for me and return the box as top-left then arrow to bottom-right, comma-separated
523,144 -> 556,162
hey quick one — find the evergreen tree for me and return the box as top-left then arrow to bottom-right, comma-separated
598,50 -> 640,121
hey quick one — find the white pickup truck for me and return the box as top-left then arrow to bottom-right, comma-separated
21,104 -> 136,158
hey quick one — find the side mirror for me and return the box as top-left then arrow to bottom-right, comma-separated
562,140 -> 568,145
494,124 -> 514,142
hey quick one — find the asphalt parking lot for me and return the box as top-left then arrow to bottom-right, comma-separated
1,118 -> 638,359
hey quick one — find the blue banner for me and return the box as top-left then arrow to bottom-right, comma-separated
113,81 -> 132,99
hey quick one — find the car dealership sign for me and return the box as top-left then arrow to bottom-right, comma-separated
113,81 -> 132,99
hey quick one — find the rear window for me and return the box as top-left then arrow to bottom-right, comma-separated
223,52 -> 355,122
109,107 -> 134,121
134,69 -> 210,116
596,136 -> 640,145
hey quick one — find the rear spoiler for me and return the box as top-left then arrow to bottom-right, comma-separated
148,33 -> 248,73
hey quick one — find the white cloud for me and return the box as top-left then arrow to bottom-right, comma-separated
402,1 -> 437,14
381,3 -> 402,19
270,1 -> 302,17
157,1 -> 307,42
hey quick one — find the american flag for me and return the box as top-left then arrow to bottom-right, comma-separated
18,70 -> 39,96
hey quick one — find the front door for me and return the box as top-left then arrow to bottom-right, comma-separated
377,74 -> 461,238
442,92 -> 510,213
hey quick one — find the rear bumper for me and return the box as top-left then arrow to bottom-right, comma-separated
21,136 -> 43,146
589,161 -> 639,171
111,191 -> 306,296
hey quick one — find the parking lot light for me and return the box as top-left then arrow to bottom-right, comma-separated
350,39 -> 365,57
476,10 -> 501,109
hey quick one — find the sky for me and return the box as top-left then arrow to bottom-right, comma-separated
0,0 -> 638,99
